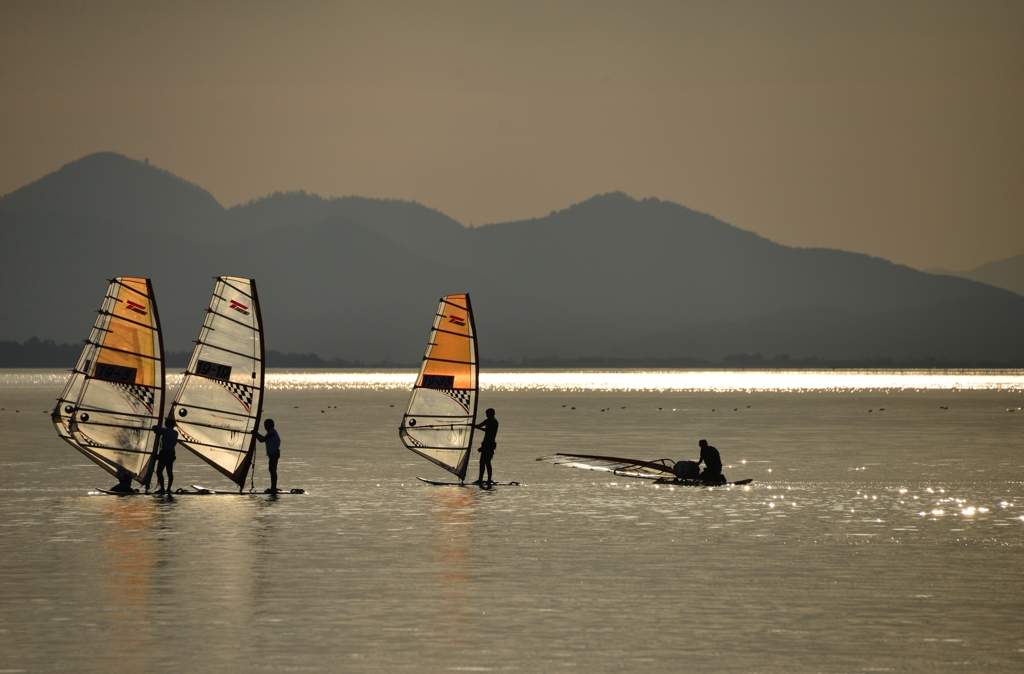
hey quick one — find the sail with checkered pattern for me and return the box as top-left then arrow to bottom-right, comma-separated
52,277 -> 165,487
171,277 -> 265,488
399,294 -> 479,480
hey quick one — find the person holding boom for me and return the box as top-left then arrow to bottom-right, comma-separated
255,419 -> 281,493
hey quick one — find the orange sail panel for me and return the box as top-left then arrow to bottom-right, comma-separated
52,277 -> 165,486
171,277 -> 265,487
399,294 -> 479,480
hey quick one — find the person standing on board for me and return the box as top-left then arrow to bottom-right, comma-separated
255,419 -> 281,493
152,418 -> 179,494
472,408 -> 499,485
696,439 -> 724,484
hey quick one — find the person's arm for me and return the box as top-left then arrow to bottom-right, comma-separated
255,432 -> 265,442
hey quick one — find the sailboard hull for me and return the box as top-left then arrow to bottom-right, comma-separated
89,487 -> 307,496
416,477 -> 521,487
652,477 -> 753,487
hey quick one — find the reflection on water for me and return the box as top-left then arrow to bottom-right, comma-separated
427,489 -> 475,652
101,500 -> 157,658
1,371 -> 1023,672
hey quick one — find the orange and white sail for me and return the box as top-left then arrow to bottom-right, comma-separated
171,277 -> 264,487
399,294 -> 479,480
53,277 -> 165,486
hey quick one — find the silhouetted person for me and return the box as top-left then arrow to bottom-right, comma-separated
255,419 -> 281,493
152,418 -> 179,494
697,439 -> 724,484
473,408 -> 499,484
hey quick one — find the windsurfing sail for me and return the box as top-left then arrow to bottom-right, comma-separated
171,277 -> 264,487
52,277 -> 165,486
399,294 -> 479,481
536,453 -> 678,480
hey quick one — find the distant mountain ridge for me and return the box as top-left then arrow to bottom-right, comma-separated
927,254 -> 1024,297
2,152 -> 1022,364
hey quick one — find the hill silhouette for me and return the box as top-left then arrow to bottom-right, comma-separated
927,254 -> 1024,298
2,152 -> 1021,364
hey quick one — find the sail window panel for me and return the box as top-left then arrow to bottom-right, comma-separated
414,446 -> 470,468
406,387 -> 475,417
79,378 -> 159,418
73,409 -> 152,453
402,416 -> 473,450
175,376 -> 259,420
175,405 -> 254,465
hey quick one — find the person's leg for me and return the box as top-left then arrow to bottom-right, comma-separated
165,460 -> 174,492
269,455 -> 279,492
476,457 -> 485,484
484,454 -> 493,483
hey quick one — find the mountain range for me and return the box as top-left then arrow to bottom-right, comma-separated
927,255 -> 1024,298
2,152 -> 1022,365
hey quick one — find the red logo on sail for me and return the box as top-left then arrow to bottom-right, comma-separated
125,300 -> 147,315
229,300 -> 250,315
449,315 -> 466,326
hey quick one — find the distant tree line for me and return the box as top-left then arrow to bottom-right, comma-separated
2,338 -> 1020,369
0,338 -> 403,369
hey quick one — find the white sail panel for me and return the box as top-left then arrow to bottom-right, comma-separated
52,277 -> 165,485
399,294 -> 479,480
172,277 -> 264,487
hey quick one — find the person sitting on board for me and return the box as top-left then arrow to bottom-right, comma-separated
696,439 -> 725,484
255,419 -> 281,493
152,418 -> 179,494
472,408 -> 499,485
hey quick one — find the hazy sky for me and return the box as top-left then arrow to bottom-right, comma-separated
1,1 -> 1022,270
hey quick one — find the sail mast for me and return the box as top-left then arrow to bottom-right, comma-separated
399,294 -> 479,481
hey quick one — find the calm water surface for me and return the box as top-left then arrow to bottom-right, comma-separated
1,369 -> 1023,673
